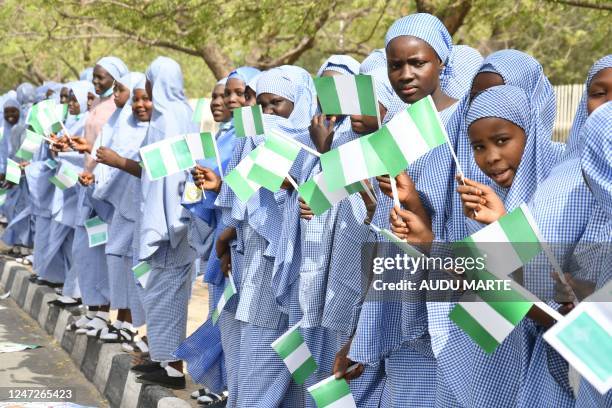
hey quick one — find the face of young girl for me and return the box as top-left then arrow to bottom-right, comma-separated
350,103 -> 387,135
3,107 -> 19,125
60,87 -> 70,105
210,84 -> 230,122
87,93 -> 96,111
92,65 -> 115,96
386,36 -> 444,104
587,68 -> 612,114
113,82 -> 131,108
132,89 -> 153,122
224,78 -> 248,110
257,93 -> 294,119
468,117 -> 527,188
67,92 -> 81,115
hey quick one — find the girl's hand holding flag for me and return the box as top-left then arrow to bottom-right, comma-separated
95,146 -> 122,167
456,176 -> 506,224
191,165 -> 222,193
69,136 -> 92,154
78,171 -> 95,186
309,113 -> 336,153
333,340 -> 364,382
389,206 -> 434,252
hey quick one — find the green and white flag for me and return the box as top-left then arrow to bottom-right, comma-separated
225,149 -> 262,202
544,281 -> 612,394
233,105 -> 265,137
140,135 -> 196,180
314,74 -> 378,117
5,158 -> 22,184
367,96 -> 449,176
298,172 -> 364,216
271,321 -> 318,384
16,130 -> 44,161
49,164 -> 79,190
133,261 -> 152,289
185,132 -> 216,161
307,372 -> 357,408
191,98 -> 208,123
0,189 -> 7,206
28,100 -> 66,135
44,158 -> 58,170
320,134 -> 387,192
84,216 -> 108,247
247,131 -> 301,192
455,204 -> 543,279
450,290 -> 532,354
448,205 -> 546,353
211,274 -> 237,324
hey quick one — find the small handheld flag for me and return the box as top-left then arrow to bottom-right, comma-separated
314,74 -> 378,117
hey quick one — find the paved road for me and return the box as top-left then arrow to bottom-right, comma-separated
0,293 -> 108,407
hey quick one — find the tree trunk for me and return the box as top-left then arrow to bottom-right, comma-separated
198,44 -> 234,80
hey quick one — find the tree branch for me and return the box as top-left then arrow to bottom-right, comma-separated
546,0 -> 612,11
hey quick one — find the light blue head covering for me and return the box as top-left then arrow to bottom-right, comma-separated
227,66 -> 261,85
95,56 -> 129,81
466,85 -> 530,130
68,80 -> 95,114
359,49 -> 386,74
216,77 -> 228,87
385,13 -> 453,64
80,67 -> 94,82
441,45 -> 483,99
466,84 -> 557,213
139,57 -> 198,260
580,102 -> 612,219
16,83 -> 37,106
145,56 -> 195,143
117,72 -> 146,105
256,65 -> 318,134
565,55 -> 612,158
316,55 -> 361,77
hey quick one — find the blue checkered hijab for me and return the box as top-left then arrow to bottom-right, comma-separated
316,55 -> 361,77
466,84 -> 558,214
440,49 -> 560,241
96,56 -> 129,81
580,102 -> 612,219
227,66 -> 261,84
440,45 -> 483,99
565,55 -> 612,158
385,13 -> 452,64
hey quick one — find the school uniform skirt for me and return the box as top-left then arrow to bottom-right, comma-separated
73,226 -> 109,306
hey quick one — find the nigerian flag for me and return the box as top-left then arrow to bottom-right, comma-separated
225,149 -> 262,202
140,135 -> 195,180
191,98 -> 207,123
271,321 -> 317,384
314,74 -> 378,117
449,204 -> 545,353
367,96 -> 448,176
455,204 -> 543,278
16,130 -> 44,161
84,216 -> 108,247
0,188 -> 7,206
211,274 -> 237,324
133,261 -> 152,288
320,134 -> 387,192
5,158 -> 21,184
298,172 -> 364,216
247,131 -> 301,192
185,132 -> 217,161
49,164 -> 79,190
28,100 -> 66,135
234,105 -> 265,137
543,282 -> 612,394
307,373 -> 357,408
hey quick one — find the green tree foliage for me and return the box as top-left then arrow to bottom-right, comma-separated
0,0 -> 609,96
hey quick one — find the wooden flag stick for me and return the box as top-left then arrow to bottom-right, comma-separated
286,174 -> 300,191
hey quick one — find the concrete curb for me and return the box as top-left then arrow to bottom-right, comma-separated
0,258 -> 206,408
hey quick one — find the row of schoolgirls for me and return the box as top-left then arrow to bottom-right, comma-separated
0,12 -> 610,407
